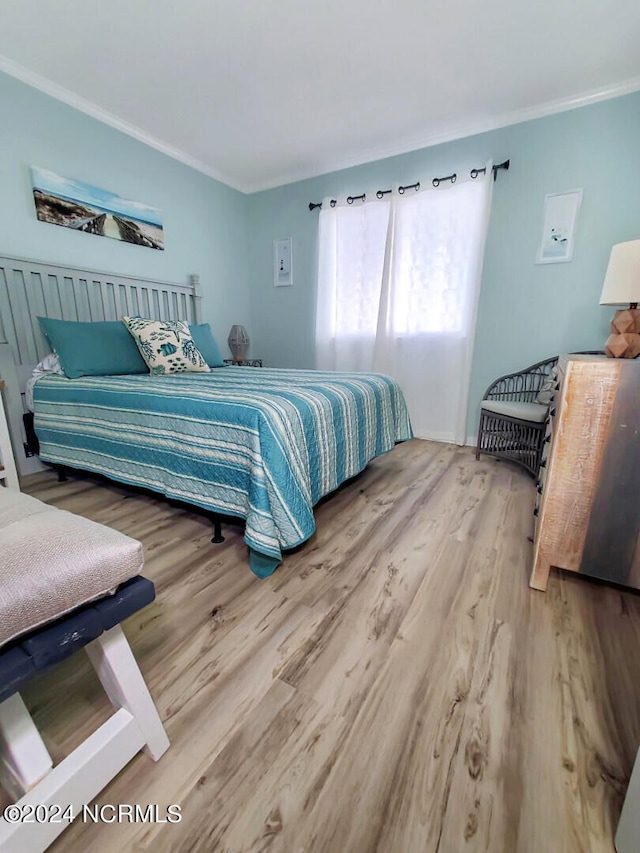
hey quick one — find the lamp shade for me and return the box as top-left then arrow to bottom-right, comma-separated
600,240 -> 640,305
228,325 -> 250,359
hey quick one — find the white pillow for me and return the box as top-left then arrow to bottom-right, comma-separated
32,352 -> 64,379
122,317 -> 210,375
27,353 -> 64,410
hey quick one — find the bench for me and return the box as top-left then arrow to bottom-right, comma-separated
0,487 -> 169,852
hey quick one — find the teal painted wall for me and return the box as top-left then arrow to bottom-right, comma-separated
0,71 -> 251,352
247,92 -> 640,438
3,68 -> 639,440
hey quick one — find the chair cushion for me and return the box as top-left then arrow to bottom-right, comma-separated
0,489 -> 144,649
481,399 -> 549,423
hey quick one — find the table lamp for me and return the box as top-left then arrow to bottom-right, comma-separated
228,325 -> 250,360
599,240 -> 640,358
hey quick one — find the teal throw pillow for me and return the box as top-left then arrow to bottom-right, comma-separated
190,323 -> 225,367
37,317 -> 148,379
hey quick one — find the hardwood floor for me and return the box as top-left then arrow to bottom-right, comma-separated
16,439 -> 640,852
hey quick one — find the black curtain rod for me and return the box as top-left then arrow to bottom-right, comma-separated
308,159 -> 510,211
471,159 -> 510,181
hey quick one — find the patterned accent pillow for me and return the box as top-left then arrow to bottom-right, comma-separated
122,317 -> 210,375
535,366 -> 558,406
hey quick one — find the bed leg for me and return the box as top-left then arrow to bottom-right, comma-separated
55,465 -> 69,483
211,514 -> 225,544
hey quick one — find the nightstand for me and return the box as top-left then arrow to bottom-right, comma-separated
223,358 -> 263,367
0,380 -> 20,490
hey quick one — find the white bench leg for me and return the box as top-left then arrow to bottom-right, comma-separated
85,625 -> 169,760
0,623 -> 168,852
0,381 -> 20,492
616,746 -> 640,853
0,709 -> 144,853
0,693 -> 53,800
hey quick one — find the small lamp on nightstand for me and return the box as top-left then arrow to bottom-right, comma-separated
228,324 -> 250,360
599,240 -> 640,358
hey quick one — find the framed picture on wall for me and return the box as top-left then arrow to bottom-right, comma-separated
274,238 -> 293,286
31,167 -> 164,250
536,189 -> 583,264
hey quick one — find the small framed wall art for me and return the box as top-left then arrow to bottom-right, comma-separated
536,189 -> 583,264
274,238 -> 293,286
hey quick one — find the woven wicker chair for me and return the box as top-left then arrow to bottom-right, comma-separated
475,356 -> 559,477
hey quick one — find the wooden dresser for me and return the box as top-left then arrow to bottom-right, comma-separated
530,355 -> 640,592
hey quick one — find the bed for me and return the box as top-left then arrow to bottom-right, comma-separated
1,256 -> 412,577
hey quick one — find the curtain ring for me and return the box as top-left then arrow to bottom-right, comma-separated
451,173 -> 457,184
398,186 -> 405,195
414,182 -> 420,192
432,178 -> 440,188
330,199 -> 337,207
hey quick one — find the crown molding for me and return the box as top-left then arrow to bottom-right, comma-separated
244,75 -> 640,193
0,53 -> 247,192
2,51 -> 639,196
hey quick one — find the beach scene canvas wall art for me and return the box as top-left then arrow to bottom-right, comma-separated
31,167 -> 164,250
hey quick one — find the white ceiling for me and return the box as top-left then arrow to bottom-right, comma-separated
1,0 -> 640,193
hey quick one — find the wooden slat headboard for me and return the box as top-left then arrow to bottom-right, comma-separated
0,255 -> 203,476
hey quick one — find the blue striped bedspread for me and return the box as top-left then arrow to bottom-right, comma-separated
33,367 -> 412,577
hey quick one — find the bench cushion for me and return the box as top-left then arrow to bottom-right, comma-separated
0,576 -> 155,703
0,489 -> 144,649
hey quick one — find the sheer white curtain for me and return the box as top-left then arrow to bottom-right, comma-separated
316,198 -> 391,372
315,170 -> 493,444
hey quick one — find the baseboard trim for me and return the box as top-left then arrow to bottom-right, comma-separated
410,430 -> 477,447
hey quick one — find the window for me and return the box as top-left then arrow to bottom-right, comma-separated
315,172 -> 494,443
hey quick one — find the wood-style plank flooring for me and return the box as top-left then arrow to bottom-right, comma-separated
16,439 -> 640,852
